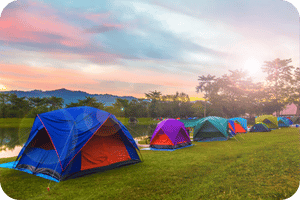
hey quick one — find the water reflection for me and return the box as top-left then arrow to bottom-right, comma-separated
0,124 -> 157,158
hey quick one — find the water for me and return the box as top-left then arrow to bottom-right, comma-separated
0,124 -> 157,158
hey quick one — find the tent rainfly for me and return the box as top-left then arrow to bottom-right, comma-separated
0,106 -> 140,182
230,117 -> 247,132
250,123 -> 271,132
150,119 -> 192,149
255,115 -> 278,129
193,116 -> 229,142
277,117 -> 290,127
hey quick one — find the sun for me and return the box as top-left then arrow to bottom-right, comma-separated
0,84 -> 7,91
244,58 -> 261,75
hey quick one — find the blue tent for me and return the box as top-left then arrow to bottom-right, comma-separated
277,117 -> 290,127
249,123 -> 271,132
0,106 -> 140,182
286,118 -> 293,125
228,120 -> 236,137
230,117 -> 247,131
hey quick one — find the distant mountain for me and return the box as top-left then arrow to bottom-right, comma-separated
0,88 -> 138,106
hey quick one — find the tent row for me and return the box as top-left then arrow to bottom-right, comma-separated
0,106 -> 296,183
250,115 -> 296,132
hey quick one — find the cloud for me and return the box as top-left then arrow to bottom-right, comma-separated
0,63 -> 98,91
86,24 -> 122,33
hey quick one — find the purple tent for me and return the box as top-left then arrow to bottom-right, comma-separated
150,119 -> 192,149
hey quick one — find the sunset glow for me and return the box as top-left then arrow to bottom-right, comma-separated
0,84 -> 7,91
0,0 -> 298,99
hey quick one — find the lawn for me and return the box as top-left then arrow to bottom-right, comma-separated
0,128 -> 299,199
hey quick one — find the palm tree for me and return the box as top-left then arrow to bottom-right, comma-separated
145,90 -> 162,101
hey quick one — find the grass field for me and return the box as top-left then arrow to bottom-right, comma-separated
0,127 -> 299,199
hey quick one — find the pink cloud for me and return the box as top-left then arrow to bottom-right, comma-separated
0,63 -> 97,90
0,0 -> 88,46
0,0 -> 126,64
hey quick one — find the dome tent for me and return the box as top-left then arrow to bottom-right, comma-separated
149,119 -> 192,149
193,116 -> 229,142
255,115 -> 278,129
250,123 -> 271,132
277,117 -> 290,127
229,117 -> 247,133
0,106 -> 140,182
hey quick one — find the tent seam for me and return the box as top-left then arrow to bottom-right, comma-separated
37,114 -> 64,171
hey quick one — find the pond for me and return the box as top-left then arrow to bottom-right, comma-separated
0,124 -> 157,158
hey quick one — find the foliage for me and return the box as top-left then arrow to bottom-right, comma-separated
261,58 -> 294,114
65,96 -> 104,110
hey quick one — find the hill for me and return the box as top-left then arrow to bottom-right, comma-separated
0,88 -> 137,106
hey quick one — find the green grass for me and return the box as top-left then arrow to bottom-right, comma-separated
117,117 -> 159,125
1,128 -> 299,199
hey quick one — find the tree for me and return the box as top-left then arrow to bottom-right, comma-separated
206,69 -> 263,118
127,99 -> 148,118
145,90 -> 162,118
66,96 -> 104,110
28,97 -> 49,117
145,90 -> 162,101
7,94 -> 30,118
0,93 -> 9,118
112,98 -> 129,117
262,58 -> 294,115
290,67 -> 300,107
47,96 -> 64,111
196,74 -> 216,117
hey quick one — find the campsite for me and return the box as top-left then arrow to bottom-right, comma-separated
0,114 -> 299,199
0,0 -> 300,199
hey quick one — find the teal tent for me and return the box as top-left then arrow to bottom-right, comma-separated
179,119 -> 200,128
193,116 -> 229,142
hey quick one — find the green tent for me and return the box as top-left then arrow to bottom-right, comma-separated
193,116 -> 229,142
255,115 -> 278,129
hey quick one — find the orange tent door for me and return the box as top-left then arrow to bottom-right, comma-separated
150,130 -> 174,145
81,133 -> 131,171
235,123 -> 246,133
81,118 -> 131,171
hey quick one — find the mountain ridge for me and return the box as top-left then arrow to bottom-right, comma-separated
0,88 -> 138,106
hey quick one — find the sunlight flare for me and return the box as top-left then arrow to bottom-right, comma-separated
244,58 -> 261,74
0,84 -> 7,91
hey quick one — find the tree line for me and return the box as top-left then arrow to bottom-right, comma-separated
0,58 -> 298,119
196,58 -> 300,118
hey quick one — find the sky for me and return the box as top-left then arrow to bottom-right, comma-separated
0,0 -> 299,100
